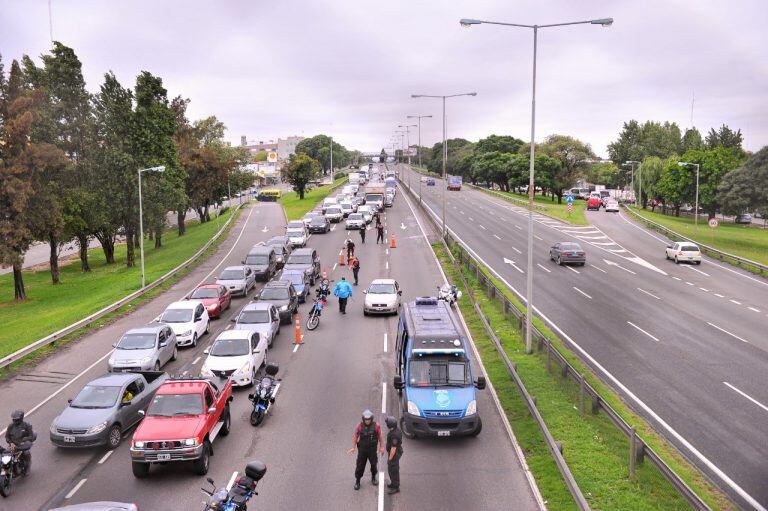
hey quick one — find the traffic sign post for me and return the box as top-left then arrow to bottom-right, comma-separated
567,203 -> 573,217
709,218 -> 718,245
566,194 -> 574,204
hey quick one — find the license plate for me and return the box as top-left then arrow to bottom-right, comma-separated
64,435 -> 76,443
157,453 -> 171,461
437,430 -> 451,437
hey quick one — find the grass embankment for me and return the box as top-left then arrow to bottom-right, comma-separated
433,242 -> 733,510
629,207 -> 768,267
0,208 -> 237,360
279,176 -> 348,220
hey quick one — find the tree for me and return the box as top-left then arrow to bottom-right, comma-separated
585,162 -> 620,189
607,120 -> 644,165
638,156 -> 665,209
608,120 -> 683,165
283,153 -> 320,199
472,151 -> 512,191
474,134 -> 524,155
295,134 -> 350,173
533,134 -> 594,203
427,138 -> 474,175
705,124 -> 744,152
717,146 -> 768,218
681,128 -> 703,153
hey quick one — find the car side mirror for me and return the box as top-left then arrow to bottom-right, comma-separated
230,317 -> 237,322
253,349 -> 260,354
398,290 -> 402,295
112,343 -> 118,348
207,477 -> 215,485
393,375 -> 403,390
248,394 -> 254,400
475,376 -> 487,390
203,347 -> 210,355
159,341 -> 167,348
195,316 -> 202,322
67,399 -> 73,404
207,406 -> 217,415
241,259 -> 246,264
666,244 -> 673,249
138,410 -> 145,417
363,290 -> 367,294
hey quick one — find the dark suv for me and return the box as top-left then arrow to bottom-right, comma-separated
283,248 -> 321,285
242,245 -> 277,281
255,280 -> 298,324
265,236 -> 293,268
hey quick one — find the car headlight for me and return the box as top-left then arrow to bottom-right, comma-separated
108,355 -> 115,365
238,361 -> 251,374
280,305 -> 288,311
465,400 -> 477,416
407,401 -> 421,417
206,304 -> 217,310
140,356 -> 153,365
134,441 -> 145,449
87,421 -> 109,435
180,330 -> 192,337
183,438 -> 198,446
200,366 -> 213,377
50,419 -> 59,434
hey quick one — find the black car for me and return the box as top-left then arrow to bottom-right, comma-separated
255,280 -> 298,324
308,216 -> 331,233
242,245 -> 277,281
265,236 -> 293,268
283,248 -> 322,285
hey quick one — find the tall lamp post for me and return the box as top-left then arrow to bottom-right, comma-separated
459,15 -> 613,354
411,93 -> 477,237
394,130 -> 407,164
623,160 -> 641,206
678,161 -> 701,237
407,114 -> 433,169
138,165 -> 166,288
398,123 -> 417,165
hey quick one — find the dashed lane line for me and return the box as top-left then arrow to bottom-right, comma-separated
748,307 -> 760,313
65,479 -> 87,499
479,225 -> 486,230
723,382 -> 768,413
637,288 -> 661,300
708,322 -> 748,343
536,263 -> 551,273
627,321 -> 660,342
493,234 -> 502,240
590,264 -> 607,274
573,287 -> 592,299
566,266 -> 580,274
729,299 -> 742,305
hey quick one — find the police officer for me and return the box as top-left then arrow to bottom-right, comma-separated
347,409 -> 384,490
385,416 -> 403,494
5,410 -> 35,474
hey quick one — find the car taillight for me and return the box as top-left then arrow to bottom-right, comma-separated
562,252 -> 569,257
678,252 -> 683,255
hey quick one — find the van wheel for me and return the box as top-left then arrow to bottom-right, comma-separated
193,441 -> 211,475
400,416 -> 416,440
471,418 -> 483,437
132,461 -> 149,478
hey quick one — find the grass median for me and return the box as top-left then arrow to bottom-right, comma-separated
279,176 -> 348,220
628,207 -> 768,267
0,208 -> 237,360
433,242 -> 733,510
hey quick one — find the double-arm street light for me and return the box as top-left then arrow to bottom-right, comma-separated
394,130 -> 407,163
459,16 -> 613,354
411,93 -> 477,237
623,160 -> 641,205
406,114 -> 433,169
678,161 -> 701,237
138,165 -> 166,288
398,123 -> 418,165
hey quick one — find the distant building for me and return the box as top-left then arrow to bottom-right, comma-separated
240,136 -> 277,155
239,135 -> 304,161
277,135 -> 305,160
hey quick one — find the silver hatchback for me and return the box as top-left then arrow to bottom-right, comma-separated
108,324 -> 177,372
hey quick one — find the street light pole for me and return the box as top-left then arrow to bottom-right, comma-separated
623,160 -> 640,205
412,93 -> 477,237
407,115 -> 432,170
678,161 -> 701,237
459,15 -> 613,355
398,124 -> 417,165
137,165 -> 166,288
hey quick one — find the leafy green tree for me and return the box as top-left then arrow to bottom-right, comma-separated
530,134 -> 594,203
717,146 -> 768,217
427,138 -> 474,175
681,128 -> 703,153
474,134 -> 524,155
585,162 -> 620,189
295,134 -> 350,173
472,151 -> 513,191
253,151 -> 267,161
608,120 -> 683,165
284,153 -> 321,199
705,124 -> 743,152
638,156 -> 665,209
607,120 -> 644,165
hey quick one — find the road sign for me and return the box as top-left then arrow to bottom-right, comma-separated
708,218 -> 718,228
267,151 -> 277,163
566,195 -> 574,204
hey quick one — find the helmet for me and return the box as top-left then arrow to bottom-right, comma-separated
361,409 -> 373,421
385,416 -> 397,429
11,410 -> 24,424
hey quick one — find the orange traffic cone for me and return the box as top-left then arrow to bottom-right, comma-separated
390,233 -> 397,249
294,313 -> 302,345
340,251 -> 346,265
322,267 -> 327,280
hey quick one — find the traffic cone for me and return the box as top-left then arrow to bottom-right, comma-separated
390,233 -> 397,249
322,267 -> 327,280
340,251 -> 346,265
294,313 -> 302,345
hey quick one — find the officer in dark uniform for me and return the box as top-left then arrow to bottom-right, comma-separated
347,409 -> 384,490
385,415 -> 403,494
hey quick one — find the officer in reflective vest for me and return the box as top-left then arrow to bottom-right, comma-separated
347,409 -> 384,490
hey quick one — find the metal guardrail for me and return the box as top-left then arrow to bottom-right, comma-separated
0,204 -> 245,370
623,206 -> 767,275
400,177 -> 713,511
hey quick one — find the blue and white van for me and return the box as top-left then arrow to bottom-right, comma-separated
393,297 -> 486,438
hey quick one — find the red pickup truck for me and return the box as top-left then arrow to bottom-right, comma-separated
130,377 -> 233,478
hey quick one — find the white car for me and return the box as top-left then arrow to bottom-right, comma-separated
157,300 -> 209,347
665,241 -> 702,265
346,212 -> 365,230
340,202 -> 355,217
363,279 -> 402,315
604,199 -> 619,212
357,205 -> 374,224
321,197 -> 338,214
201,329 -> 267,387
325,205 -> 344,223
216,265 -> 256,296
286,225 -> 309,247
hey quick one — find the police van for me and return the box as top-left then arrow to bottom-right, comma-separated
393,297 -> 486,438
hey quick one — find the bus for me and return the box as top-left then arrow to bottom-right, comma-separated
257,189 -> 281,202
447,175 -> 462,191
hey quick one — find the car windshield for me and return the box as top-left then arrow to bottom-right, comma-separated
287,255 -> 312,264
260,288 -> 289,300
190,288 -> 218,299
117,333 -> 156,350
310,218 -> 326,226
287,229 -> 304,236
408,359 -> 469,387
303,213 -> 318,220
148,394 -> 203,417
348,214 -> 363,220
238,310 -> 270,323
560,243 -> 582,251
210,338 -> 250,356
71,385 -> 121,409
681,246 -> 700,252
245,254 -> 269,264
287,222 -> 304,229
341,204 -> 352,209
368,283 -> 396,294
282,273 -> 303,286
219,269 -> 243,280
326,207 -> 341,214
161,308 -> 193,323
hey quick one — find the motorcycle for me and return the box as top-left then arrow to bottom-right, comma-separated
306,279 -> 330,331
248,363 -> 280,427
201,460 -> 267,510
0,438 -> 35,498
437,284 -> 462,306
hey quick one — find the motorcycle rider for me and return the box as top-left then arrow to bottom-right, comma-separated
347,409 -> 384,490
5,410 -> 35,475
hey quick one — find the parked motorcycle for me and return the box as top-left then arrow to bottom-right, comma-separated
306,279 -> 330,331
248,363 -> 280,427
437,284 -> 462,306
0,438 -> 35,498
200,460 -> 267,510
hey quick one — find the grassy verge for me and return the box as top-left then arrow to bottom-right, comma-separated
444,243 -> 734,510
628,207 -> 768,267
279,176 -> 348,220
0,208 -> 237,359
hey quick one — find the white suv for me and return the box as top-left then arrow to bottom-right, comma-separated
665,241 -> 702,265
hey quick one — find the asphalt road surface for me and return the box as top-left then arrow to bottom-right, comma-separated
399,164 -> 768,510
0,178 -> 540,510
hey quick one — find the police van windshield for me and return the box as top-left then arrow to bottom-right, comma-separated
408,358 -> 469,387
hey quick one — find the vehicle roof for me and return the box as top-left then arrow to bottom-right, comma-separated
248,245 -> 276,255
165,300 -> 200,310
310,216 -> 327,223
125,324 -> 164,335
89,372 -> 142,386
279,269 -> 306,277
263,279 -> 291,288
157,380 -> 210,395
214,329 -> 252,341
266,236 -> 288,244
241,301 -> 275,311
677,241 -> 700,247
221,265 -> 246,272
303,211 -> 320,217
370,278 -> 396,286
403,299 -> 464,345
196,283 -> 223,290
292,248 -> 315,255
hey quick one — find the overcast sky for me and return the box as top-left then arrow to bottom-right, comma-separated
2,0 -> 766,157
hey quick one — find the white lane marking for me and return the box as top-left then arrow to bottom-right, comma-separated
536,263 -> 551,273
627,321 -> 660,342
729,299 -> 742,305
511,246 -> 522,254
330,225 -> 336,231
603,259 -> 636,274
723,382 -> 768,413
714,293 -> 725,298
292,344 -> 300,353
684,265 -> 710,277
378,470 -> 385,511
479,224 -> 486,230
381,382 -> 387,414
192,356 -> 201,365
460,210 -> 465,215
332,263 -> 338,271
385,248 -> 389,255
672,276 -> 682,281
271,382 -> 281,400
503,257 -> 525,273
534,234 -> 543,241
566,266 -> 580,274
637,288 -> 661,300
385,261 -> 389,270
493,234 -> 502,240
66,478 -> 87,499
685,281 -> 694,286
708,322 -> 748,343
227,471 -> 238,490
383,333 -> 388,353
590,264 -> 607,274
573,287 -> 592,299
748,307 -> 761,313
515,225 -> 522,230
98,450 -> 113,464
195,206 -> 256,289
469,217 -> 474,222
699,287 -> 709,292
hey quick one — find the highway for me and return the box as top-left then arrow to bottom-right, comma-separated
0,173 -> 540,510
399,164 -> 768,510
